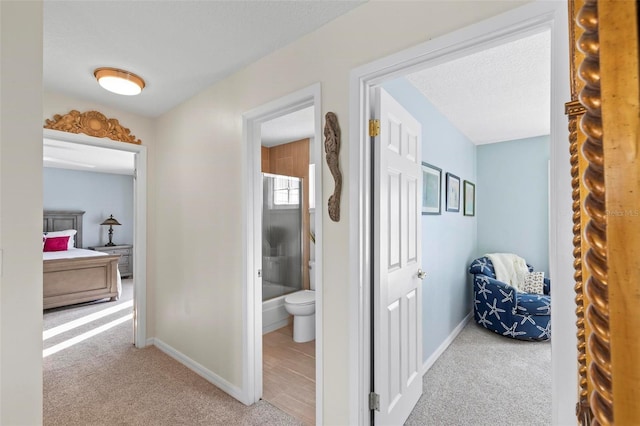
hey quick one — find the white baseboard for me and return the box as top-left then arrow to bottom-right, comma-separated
422,311 -> 472,375
152,337 -> 246,404
145,337 -> 155,347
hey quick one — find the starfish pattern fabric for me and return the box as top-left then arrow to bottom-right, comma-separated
469,256 -> 551,341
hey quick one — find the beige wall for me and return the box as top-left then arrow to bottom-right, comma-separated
0,1 -> 43,424
153,1 -> 526,422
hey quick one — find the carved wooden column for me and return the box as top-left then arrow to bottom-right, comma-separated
566,1 -> 593,423
576,0 -> 613,424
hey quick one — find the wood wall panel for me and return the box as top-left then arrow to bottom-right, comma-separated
262,146 -> 271,174
261,139 -> 311,291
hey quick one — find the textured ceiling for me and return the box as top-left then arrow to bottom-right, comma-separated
44,0 -> 364,117
406,30 -> 550,145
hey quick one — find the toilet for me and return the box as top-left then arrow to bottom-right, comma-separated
284,261 -> 315,343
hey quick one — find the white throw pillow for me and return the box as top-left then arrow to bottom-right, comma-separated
523,271 -> 545,294
44,229 -> 77,249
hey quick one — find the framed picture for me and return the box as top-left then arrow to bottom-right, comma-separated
445,172 -> 460,212
463,180 -> 475,216
421,162 -> 441,215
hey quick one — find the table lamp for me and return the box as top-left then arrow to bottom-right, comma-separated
101,214 -> 121,246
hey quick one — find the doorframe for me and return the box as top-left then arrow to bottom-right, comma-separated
43,128 -> 148,348
241,83 -> 323,422
348,3 -> 572,425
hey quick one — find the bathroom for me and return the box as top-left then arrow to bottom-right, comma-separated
260,107 -> 316,425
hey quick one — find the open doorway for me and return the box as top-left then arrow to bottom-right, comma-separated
41,129 -> 147,351
348,2 -> 571,425
42,138 -> 136,361
376,29 -> 552,425
260,107 -> 316,424
241,83 -> 323,424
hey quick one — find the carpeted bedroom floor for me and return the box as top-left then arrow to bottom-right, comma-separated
406,320 -> 552,426
44,281 -> 551,425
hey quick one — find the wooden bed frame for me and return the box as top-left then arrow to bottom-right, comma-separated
43,210 -> 120,310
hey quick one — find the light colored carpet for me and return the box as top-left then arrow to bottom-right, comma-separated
406,320 -> 551,426
43,279 -> 301,426
44,284 -> 550,425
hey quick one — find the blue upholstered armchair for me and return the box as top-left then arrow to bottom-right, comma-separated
468,256 -> 551,341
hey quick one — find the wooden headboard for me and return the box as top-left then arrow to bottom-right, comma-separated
43,210 -> 85,248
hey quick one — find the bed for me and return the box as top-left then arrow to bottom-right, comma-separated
43,210 -> 121,310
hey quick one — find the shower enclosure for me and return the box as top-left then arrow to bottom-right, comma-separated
262,173 -> 303,301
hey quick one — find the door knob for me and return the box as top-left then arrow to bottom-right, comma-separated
417,269 -> 427,279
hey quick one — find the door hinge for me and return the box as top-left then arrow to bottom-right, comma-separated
369,119 -> 380,137
257,269 -> 262,278
369,392 -> 380,411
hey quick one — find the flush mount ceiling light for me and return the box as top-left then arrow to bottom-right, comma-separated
94,67 -> 145,96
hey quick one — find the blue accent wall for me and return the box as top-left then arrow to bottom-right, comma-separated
383,78 -> 477,365
43,168 -> 134,248
477,136 -> 550,274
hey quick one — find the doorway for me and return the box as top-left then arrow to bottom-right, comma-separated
377,31 -> 552,422
42,128 -> 147,348
242,83 -> 323,423
348,2 -> 572,425
260,115 -> 314,423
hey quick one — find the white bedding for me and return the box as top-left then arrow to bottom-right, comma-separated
43,248 -> 107,260
43,248 -> 122,297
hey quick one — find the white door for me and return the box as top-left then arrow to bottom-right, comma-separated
373,87 -> 423,425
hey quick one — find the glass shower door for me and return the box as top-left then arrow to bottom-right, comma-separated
262,173 -> 303,301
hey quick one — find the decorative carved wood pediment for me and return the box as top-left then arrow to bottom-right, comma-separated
44,110 -> 142,144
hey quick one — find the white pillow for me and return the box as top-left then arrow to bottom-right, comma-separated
523,271 -> 545,294
44,229 -> 77,249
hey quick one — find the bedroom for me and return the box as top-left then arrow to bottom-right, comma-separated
42,140 -> 136,354
375,28 -> 551,423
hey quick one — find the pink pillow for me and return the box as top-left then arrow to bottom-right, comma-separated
44,229 -> 76,249
43,236 -> 70,252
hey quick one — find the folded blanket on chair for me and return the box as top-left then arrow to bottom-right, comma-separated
485,253 -> 529,291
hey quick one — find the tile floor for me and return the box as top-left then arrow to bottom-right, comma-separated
262,324 -> 315,426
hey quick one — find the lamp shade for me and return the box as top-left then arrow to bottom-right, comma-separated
101,215 -> 121,226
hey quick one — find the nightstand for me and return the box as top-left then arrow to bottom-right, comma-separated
88,244 -> 133,278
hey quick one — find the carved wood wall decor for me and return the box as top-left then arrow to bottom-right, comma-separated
44,110 -> 142,144
324,112 -> 342,222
